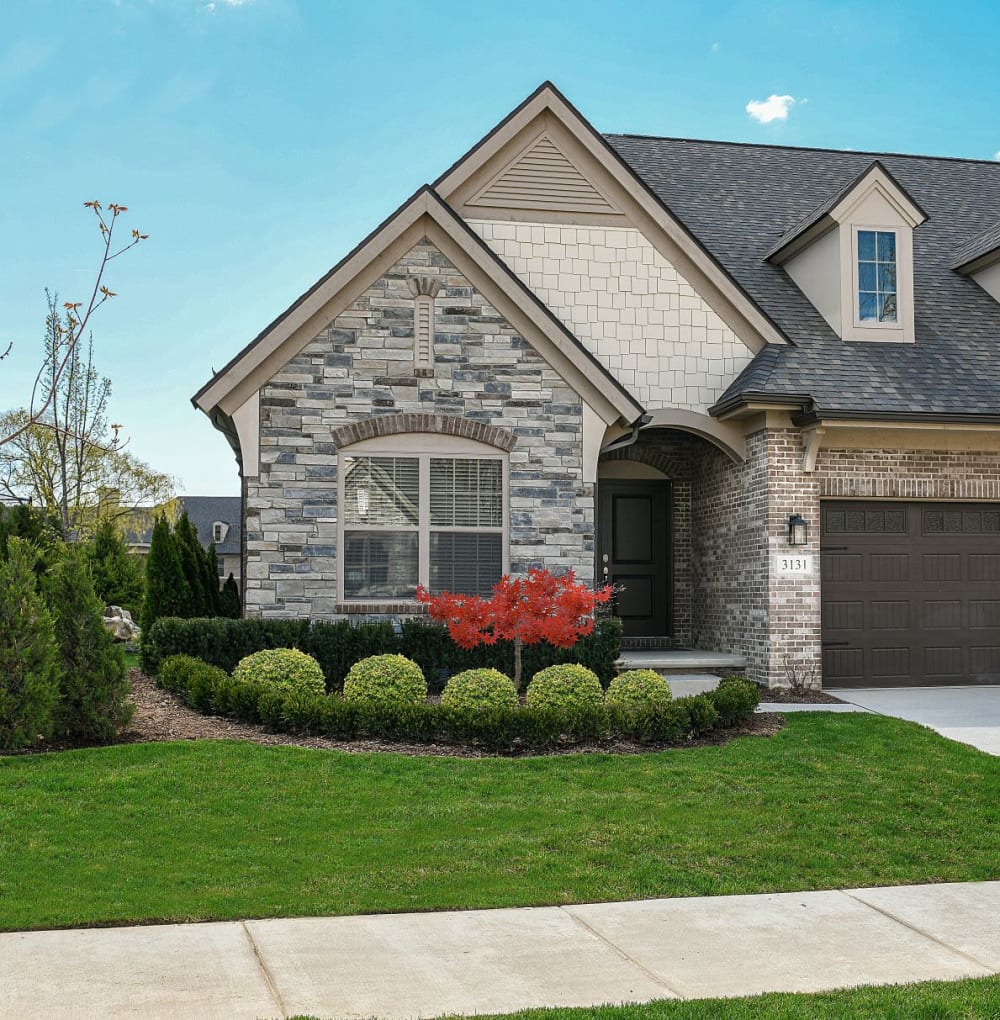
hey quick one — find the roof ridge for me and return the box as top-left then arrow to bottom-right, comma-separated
604,132 -> 1000,168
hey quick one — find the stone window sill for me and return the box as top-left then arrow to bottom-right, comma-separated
335,601 -> 428,616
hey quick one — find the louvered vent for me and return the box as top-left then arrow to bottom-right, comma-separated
407,275 -> 441,373
470,134 -> 616,212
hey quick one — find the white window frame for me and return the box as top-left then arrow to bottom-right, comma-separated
851,225 -> 901,331
336,432 -> 510,604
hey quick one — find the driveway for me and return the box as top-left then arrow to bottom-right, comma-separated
827,686 -> 1000,756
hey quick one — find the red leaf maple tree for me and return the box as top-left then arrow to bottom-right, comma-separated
415,568 -> 612,689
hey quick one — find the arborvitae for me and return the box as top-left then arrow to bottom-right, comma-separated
221,573 -> 242,619
175,512 -> 207,617
141,515 -> 189,633
46,545 -> 133,744
86,519 -> 144,617
203,539 -> 223,616
0,539 -> 58,749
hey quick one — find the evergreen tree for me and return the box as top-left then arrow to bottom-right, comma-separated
85,520 -> 144,617
221,573 -> 241,619
175,512 -> 207,617
46,546 -> 133,744
0,539 -> 58,749
141,514 -> 188,633
203,539 -> 223,616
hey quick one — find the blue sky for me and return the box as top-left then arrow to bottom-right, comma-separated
3,0 -> 998,495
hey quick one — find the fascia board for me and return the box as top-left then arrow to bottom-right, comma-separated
830,165 -> 927,228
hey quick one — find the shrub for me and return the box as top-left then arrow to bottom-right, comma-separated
0,539 -> 58,749
441,668 -> 518,711
305,619 -> 398,691
158,655 -> 206,695
525,663 -> 603,712
343,654 -> 427,706
46,545 -> 133,744
676,693 -> 719,735
85,520 -> 144,618
707,676 -> 760,727
232,648 -> 325,697
605,669 -> 672,712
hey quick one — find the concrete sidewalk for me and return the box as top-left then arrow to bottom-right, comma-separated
2,882 -> 999,1020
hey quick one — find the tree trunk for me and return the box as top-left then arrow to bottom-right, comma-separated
513,638 -> 523,691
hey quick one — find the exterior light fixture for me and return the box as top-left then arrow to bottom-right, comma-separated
788,514 -> 808,546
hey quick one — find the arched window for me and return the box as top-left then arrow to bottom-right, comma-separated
338,432 -> 508,602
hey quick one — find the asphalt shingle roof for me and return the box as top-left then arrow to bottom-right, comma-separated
606,134 -> 1000,418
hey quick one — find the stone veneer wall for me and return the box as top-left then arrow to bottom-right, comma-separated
470,221 -> 754,412
244,239 -> 593,619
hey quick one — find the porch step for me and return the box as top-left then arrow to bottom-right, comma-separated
616,649 -> 747,677
661,674 -> 723,697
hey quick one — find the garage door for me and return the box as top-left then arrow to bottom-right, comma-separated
821,501 -> 1000,687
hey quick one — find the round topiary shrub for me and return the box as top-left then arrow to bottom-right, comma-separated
605,669 -> 672,712
441,668 -> 518,711
525,663 -> 603,712
232,648 -> 326,697
343,654 -> 427,705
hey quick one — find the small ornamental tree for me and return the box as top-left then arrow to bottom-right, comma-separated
416,568 -> 612,690
141,514 -> 187,633
221,573 -> 241,619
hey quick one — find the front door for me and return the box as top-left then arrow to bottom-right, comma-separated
598,481 -> 671,637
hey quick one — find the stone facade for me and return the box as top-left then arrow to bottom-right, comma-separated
470,220 -> 755,411
244,239 -> 595,619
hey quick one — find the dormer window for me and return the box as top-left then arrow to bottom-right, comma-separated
767,161 -> 926,345
857,229 -> 897,323
212,521 -> 228,543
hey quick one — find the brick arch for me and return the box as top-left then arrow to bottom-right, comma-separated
600,430 -> 695,481
331,412 -> 518,453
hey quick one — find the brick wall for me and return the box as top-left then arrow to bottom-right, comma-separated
244,239 -> 594,619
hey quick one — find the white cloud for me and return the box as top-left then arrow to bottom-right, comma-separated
711,42 -> 720,53
994,150 -> 1000,161
745,94 -> 804,124
203,0 -> 251,10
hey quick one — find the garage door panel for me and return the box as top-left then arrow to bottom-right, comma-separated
822,501 -> 1000,687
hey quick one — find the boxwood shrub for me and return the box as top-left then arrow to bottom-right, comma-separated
152,655 -> 758,753
441,668 -> 518,711
143,615 -> 623,693
343,654 -> 427,706
525,664 -> 604,712
605,669 -> 672,712
232,648 -> 326,697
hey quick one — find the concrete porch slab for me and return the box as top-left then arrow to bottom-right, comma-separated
617,649 -> 747,676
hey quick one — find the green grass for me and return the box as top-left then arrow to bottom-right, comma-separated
434,975 -> 1000,1019
122,650 -> 140,670
1,714 -> 998,931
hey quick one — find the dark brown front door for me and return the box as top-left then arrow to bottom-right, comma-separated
598,481 -> 671,637
821,501 -> 1000,687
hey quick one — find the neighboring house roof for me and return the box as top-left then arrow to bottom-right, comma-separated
607,134 -> 1000,419
127,496 -> 241,555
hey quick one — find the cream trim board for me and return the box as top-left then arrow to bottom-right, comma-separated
971,261 -> 1000,304
829,166 -> 926,230
232,391 -> 260,479
437,88 -> 785,351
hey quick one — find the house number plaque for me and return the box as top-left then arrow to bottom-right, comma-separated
774,554 -> 813,575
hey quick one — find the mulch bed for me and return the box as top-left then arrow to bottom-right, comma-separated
756,685 -> 845,705
115,670 -> 784,758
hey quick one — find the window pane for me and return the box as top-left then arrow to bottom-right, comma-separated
858,262 -> 877,290
877,231 -> 896,260
430,457 -> 503,528
343,531 -> 418,598
878,262 -> 897,293
858,292 -> 877,320
879,293 -> 898,322
858,230 -> 876,260
429,532 -> 503,597
343,456 -> 419,526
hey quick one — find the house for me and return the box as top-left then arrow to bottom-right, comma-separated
192,83 -> 1000,689
129,496 -> 242,585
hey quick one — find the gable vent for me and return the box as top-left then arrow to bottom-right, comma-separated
469,134 -> 617,213
407,275 -> 441,373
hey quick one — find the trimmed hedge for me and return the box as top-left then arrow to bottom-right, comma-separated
155,655 -> 760,753
142,615 -> 623,692
526,663 -> 604,711
605,669 -> 672,712
343,654 -> 427,706
233,648 -> 326,697
441,668 -> 518,711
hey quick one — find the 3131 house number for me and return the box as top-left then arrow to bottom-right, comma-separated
775,554 -> 813,575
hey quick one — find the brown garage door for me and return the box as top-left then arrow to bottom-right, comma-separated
821,501 -> 1000,687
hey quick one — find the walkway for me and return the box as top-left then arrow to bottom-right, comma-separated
2,881 -> 998,1019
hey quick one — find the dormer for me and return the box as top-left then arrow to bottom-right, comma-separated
766,162 -> 928,343
951,222 -> 1000,304
212,521 -> 229,543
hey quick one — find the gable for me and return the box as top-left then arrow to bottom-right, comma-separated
468,132 -> 620,215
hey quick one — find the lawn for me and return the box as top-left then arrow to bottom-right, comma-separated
0,713 -> 998,931
432,975 -> 1000,1019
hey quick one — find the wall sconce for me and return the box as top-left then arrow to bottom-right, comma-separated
788,514 -> 808,546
